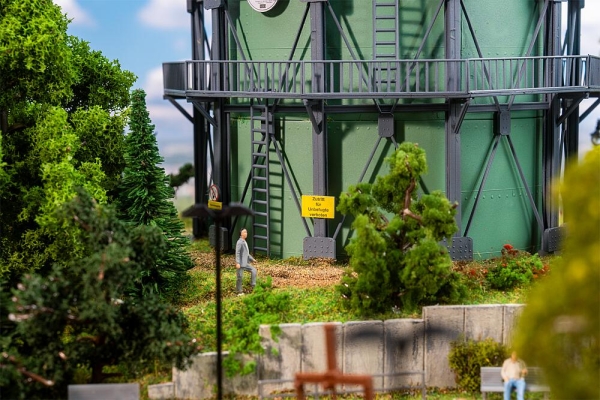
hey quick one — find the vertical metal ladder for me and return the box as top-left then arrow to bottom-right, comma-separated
250,103 -> 271,255
373,0 -> 399,99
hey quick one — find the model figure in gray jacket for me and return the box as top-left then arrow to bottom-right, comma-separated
235,228 -> 257,295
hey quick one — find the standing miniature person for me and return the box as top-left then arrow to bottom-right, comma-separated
235,228 -> 257,295
501,350 -> 528,400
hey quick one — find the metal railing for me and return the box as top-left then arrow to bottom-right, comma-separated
163,55 -> 600,99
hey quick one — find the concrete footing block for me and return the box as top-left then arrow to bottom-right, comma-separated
343,320 -> 384,390
258,323 -> 302,395
147,382 -> 174,400
464,305 -> 504,342
424,306 -> 465,388
383,319 -> 425,390
173,352 -> 257,399
301,322 -> 343,373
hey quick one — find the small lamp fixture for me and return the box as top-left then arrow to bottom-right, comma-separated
591,119 -> 600,147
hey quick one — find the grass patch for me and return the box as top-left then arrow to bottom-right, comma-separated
137,238 -> 554,397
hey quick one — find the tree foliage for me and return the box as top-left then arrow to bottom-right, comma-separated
0,0 -> 74,113
337,143 -> 465,313
514,147 -> 600,399
169,162 -> 195,191
1,190 -> 198,399
0,0 -> 134,283
117,90 -> 193,300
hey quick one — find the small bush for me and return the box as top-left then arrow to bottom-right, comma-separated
448,337 -> 508,393
485,245 -> 545,290
222,277 -> 290,377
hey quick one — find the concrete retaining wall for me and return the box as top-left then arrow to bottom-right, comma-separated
150,304 -> 524,399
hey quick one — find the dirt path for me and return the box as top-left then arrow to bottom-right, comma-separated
191,252 -> 346,289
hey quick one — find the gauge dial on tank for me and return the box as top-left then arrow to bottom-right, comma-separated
247,0 -> 278,13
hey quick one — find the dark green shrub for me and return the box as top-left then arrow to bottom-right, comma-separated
486,245 -> 543,290
448,337 -> 508,393
337,143 -> 466,314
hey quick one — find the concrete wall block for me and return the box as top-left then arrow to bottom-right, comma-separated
383,319 -> 425,390
173,352 -> 217,399
503,304 -> 525,346
173,352 -> 257,399
147,383 -> 174,400
301,322 -> 343,373
224,353 -> 258,397
423,306 -> 465,388
258,323 -> 302,395
464,305 -> 504,342
343,320 -> 384,390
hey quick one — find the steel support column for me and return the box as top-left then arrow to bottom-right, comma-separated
444,0 -> 472,260
303,0 -> 335,259
565,0 -> 583,160
541,0 -> 563,252
190,0 -> 210,237
209,1 -> 232,234
445,0 -> 461,219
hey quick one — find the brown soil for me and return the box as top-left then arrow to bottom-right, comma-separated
191,251 -> 346,289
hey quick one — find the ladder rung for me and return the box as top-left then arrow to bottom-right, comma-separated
253,199 -> 268,205
252,176 -> 267,181
253,223 -> 268,228
253,188 -> 267,193
252,152 -> 267,157
375,16 -> 396,20
253,233 -> 268,239
252,128 -> 268,134
254,212 -> 268,218
253,165 -> 267,170
376,41 -> 397,46
253,246 -> 268,252
375,28 -> 396,33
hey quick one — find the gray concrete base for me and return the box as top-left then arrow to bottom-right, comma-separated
155,304 -> 525,398
147,382 -> 174,400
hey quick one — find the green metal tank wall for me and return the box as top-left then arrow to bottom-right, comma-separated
228,0 -> 543,259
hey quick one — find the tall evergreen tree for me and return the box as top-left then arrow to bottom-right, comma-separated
117,89 -> 193,300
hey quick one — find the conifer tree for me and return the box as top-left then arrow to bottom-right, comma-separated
337,142 -> 465,313
1,190 -> 198,399
117,89 -> 193,300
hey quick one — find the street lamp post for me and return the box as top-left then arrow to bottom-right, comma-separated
182,203 -> 253,400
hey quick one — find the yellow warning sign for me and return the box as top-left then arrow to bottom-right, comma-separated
208,200 -> 222,210
301,195 -> 335,219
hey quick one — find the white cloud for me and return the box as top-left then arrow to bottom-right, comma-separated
143,66 -> 166,101
138,0 -> 189,30
53,0 -> 95,26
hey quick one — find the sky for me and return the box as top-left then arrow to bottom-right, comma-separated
54,0 -> 600,197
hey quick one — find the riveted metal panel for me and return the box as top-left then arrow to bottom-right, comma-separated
303,237 -> 336,259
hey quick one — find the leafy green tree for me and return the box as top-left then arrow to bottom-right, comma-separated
514,147 -> 600,399
0,0 -> 74,130
1,107 -> 108,280
169,162 -> 195,191
1,190 -> 198,399
337,142 -> 465,313
117,89 -> 193,300
0,0 -> 134,282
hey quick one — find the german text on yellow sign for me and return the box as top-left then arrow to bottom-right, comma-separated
302,195 -> 335,219
208,200 -> 222,210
